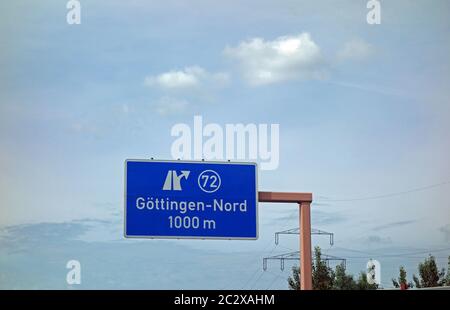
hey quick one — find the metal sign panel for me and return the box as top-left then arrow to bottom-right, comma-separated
124,159 -> 258,239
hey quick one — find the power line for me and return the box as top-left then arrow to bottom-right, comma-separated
265,270 -> 286,290
242,244 -> 277,290
239,179 -> 450,289
316,180 -> 450,202
249,270 -> 266,290
330,246 -> 450,258
241,208 -> 299,289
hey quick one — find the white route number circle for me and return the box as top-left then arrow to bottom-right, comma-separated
198,170 -> 221,193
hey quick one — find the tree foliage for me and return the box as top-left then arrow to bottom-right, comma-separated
288,265 -> 300,290
288,246 -> 377,290
288,249 -> 450,290
355,272 -> 378,290
288,246 -> 334,290
412,255 -> 446,288
333,263 -> 356,290
311,246 -> 335,290
392,266 -> 413,289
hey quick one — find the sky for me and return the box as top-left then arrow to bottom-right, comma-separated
1,0 -> 450,289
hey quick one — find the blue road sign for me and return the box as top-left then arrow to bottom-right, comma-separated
124,160 -> 258,239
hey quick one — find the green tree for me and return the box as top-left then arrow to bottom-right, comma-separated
312,246 -> 335,290
333,263 -> 357,290
288,246 -> 334,290
412,255 -> 446,288
287,247 -> 380,290
288,265 -> 300,290
392,266 -> 413,289
356,272 -> 378,290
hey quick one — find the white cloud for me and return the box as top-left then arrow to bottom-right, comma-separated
337,39 -> 373,61
145,66 -> 229,91
224,33 -> 326,86
154,97 -> 189,116
145,66 -> 229,116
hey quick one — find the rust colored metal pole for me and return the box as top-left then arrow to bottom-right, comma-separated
299,202 -> 313,290
258,192 -> 312,203
258,191 -> 313,290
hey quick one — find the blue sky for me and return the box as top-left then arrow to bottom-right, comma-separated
1,0 -> 450,289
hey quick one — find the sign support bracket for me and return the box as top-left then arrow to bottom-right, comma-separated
258,191 -> 313,290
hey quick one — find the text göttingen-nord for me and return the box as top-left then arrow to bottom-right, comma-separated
136,197 -> 248,230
